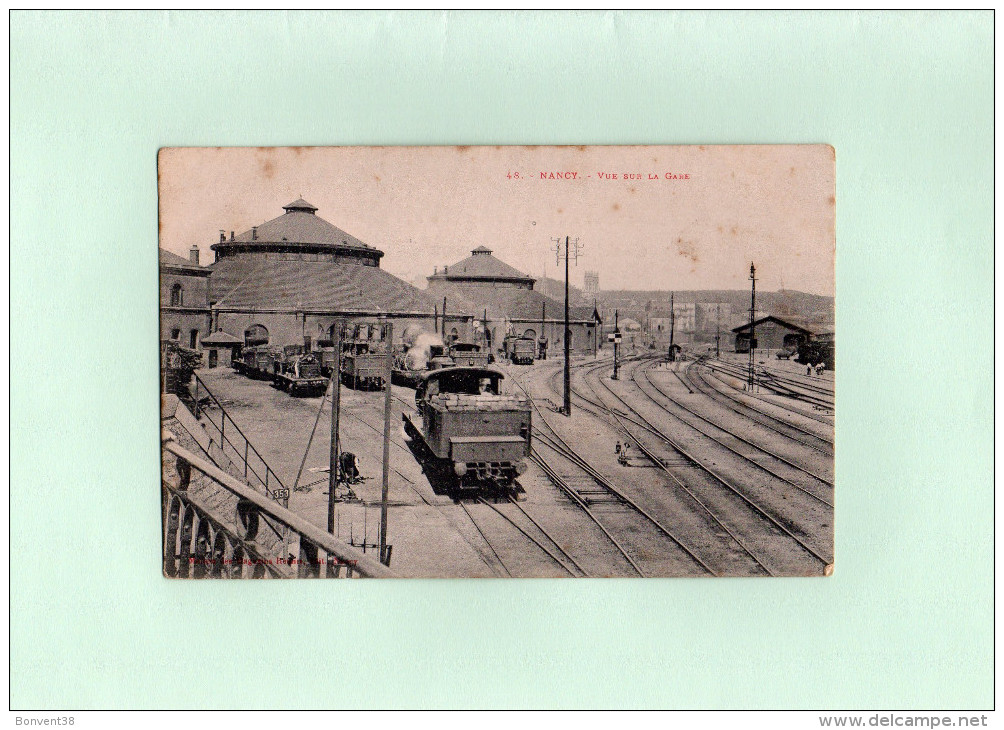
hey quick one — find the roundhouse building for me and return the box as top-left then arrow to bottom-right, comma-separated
427,246 -> 599,356
205,199 -> 472,350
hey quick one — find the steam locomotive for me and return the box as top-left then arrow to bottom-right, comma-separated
402,367 -> 531,495
233,345 -> 283,379
271,345 -> 327,396
448,341 -> 493,368
392,327 -> 456,388
503,335 -> 536,365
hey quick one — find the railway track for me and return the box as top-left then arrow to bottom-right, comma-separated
683,360 -> 834,452
630,360 -> 834,503
514,366 -> 771,577
703,358 -> 835,412
702,365 -> 835,427
529,418 -> 716,576
457,497 -> 584,577
509,365 -> 727,576
557,358 -> 832,573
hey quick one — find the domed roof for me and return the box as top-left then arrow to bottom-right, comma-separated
429,247 -> 534,284
211,200 -> 382,259
282,198 -> 318,214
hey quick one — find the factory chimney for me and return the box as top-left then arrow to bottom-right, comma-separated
189,245 -> 200,265
252,226 -> 258,241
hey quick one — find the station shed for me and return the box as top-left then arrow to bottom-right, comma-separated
200,329 -> 244,368
732,315 -> 815,352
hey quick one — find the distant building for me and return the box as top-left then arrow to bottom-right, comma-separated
696,302 -> 733,333
427,246 -> 600,355
673,302 -> 696,332
583,270 -> 599,295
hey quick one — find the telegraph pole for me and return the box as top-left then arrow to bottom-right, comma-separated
715,302 -> 721,358
540,300 -> 546,360
379,320 -> 393,566
442,297 -> 447,340
669,291 -> 676,361
586,293 -> 594,357
563,236 -> 571,415
328,321 -> 343,534
612,309 -> 620,380
552,236 -> 581,416
748,262 -> 757,391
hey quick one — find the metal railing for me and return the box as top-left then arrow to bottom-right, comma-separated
162,433 -> 396,579
192,372 -> 286,502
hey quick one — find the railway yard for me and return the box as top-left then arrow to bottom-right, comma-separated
189,348 -> 834,578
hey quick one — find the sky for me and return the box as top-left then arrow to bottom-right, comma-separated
158,145 -> 835,296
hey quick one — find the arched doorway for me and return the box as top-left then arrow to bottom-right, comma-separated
244,324 -> 269,346
522,328 -> 536,341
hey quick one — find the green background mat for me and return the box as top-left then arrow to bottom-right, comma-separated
10,11 -> 993,709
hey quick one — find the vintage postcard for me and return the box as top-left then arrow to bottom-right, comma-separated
159,145 -> 835,578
